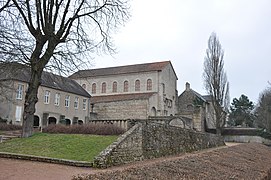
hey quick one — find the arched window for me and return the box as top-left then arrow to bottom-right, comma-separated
112,81 -> 117,93
124,80 -> 129,92
135,80 -> 140,91
91,83 -> 96,94
101,82 -> 106,93
82,84 -> 86,89
151,107 -> 156,116
147,79 -> 152,91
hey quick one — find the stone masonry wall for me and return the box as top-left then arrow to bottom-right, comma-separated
93,99 -> 148,120
94,120 -> 225,168
142,121 -> 225,159
93,124 -> 143,168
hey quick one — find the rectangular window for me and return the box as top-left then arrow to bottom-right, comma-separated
65,95 -> 70,107
164,110 -> 168,116
83,99 -> 87,110
44,90 -> 50,104
16,84 -> 24,100
15,106 -> 22,121
54,93 -> 60,106
74,97 -> 79,109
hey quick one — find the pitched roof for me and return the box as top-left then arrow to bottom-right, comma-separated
202,95 -> 213,102
191,89 -> 208,102
0,62 -> 91,98
178,84 -> 212,104
69,61 -> 175,78
91,92 -> 156,103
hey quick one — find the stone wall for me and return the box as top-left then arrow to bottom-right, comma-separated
224,135 -> 271,145
93,120 -> 225,168
142,121 -> 224,159
93,124 -> 143,168
93,99 -> 148,120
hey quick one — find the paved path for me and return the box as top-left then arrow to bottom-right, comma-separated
0,158 -> 92,180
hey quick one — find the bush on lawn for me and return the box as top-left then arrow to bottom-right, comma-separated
0,123 -> 22,131
0,117 -> 7,124
42,124 -> 125,135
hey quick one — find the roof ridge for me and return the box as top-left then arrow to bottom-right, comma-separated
69,61 -> 171,78
83,60 -> 170,71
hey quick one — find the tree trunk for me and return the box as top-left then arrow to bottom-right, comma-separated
216,127 -> 222,135
21,67 -> 43,138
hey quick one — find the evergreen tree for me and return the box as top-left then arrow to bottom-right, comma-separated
228,94 -> 255,127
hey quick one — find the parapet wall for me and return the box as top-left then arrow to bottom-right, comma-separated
93,120 -> 225,168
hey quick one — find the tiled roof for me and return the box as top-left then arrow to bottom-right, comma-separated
191,90 -> 208,102
91,92 -> 156,103
0,62 -> 91,98
69,61 -> 173,78
202,95 -> 213,102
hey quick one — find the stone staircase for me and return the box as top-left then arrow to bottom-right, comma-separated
0,130 -> 21,143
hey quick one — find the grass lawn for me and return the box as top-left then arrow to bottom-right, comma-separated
0,133 -> 118,162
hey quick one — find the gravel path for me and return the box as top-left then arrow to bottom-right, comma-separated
74,143 -> 271,180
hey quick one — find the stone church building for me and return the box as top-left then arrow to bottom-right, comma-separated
177,82 -> 216,131
70,61 -> 178,120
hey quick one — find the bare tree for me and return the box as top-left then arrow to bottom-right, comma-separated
0,0 -> 130,137
203,32 -> 230,135
255,87 -> 271,132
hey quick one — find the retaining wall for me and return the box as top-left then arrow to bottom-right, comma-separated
224,135 -> 271,145
93,124 -> 143,168
142,121 -> 225,159
94,120 -> 225,168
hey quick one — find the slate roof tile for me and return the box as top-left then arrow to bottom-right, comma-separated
0,62 -> 91,98
69,61 -> 173,78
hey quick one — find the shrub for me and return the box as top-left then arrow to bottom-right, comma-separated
0,123 -> 22,131
42,123 -> 125,135
0,117 -> 7,124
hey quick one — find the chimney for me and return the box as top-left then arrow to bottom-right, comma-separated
185,82 -> 190,91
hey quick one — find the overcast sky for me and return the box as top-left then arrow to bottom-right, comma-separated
92,0 -> 271,104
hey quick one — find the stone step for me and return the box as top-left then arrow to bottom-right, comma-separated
2,135 -> 20,138
0,134 -> 20,143
1,130 -> 22,136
